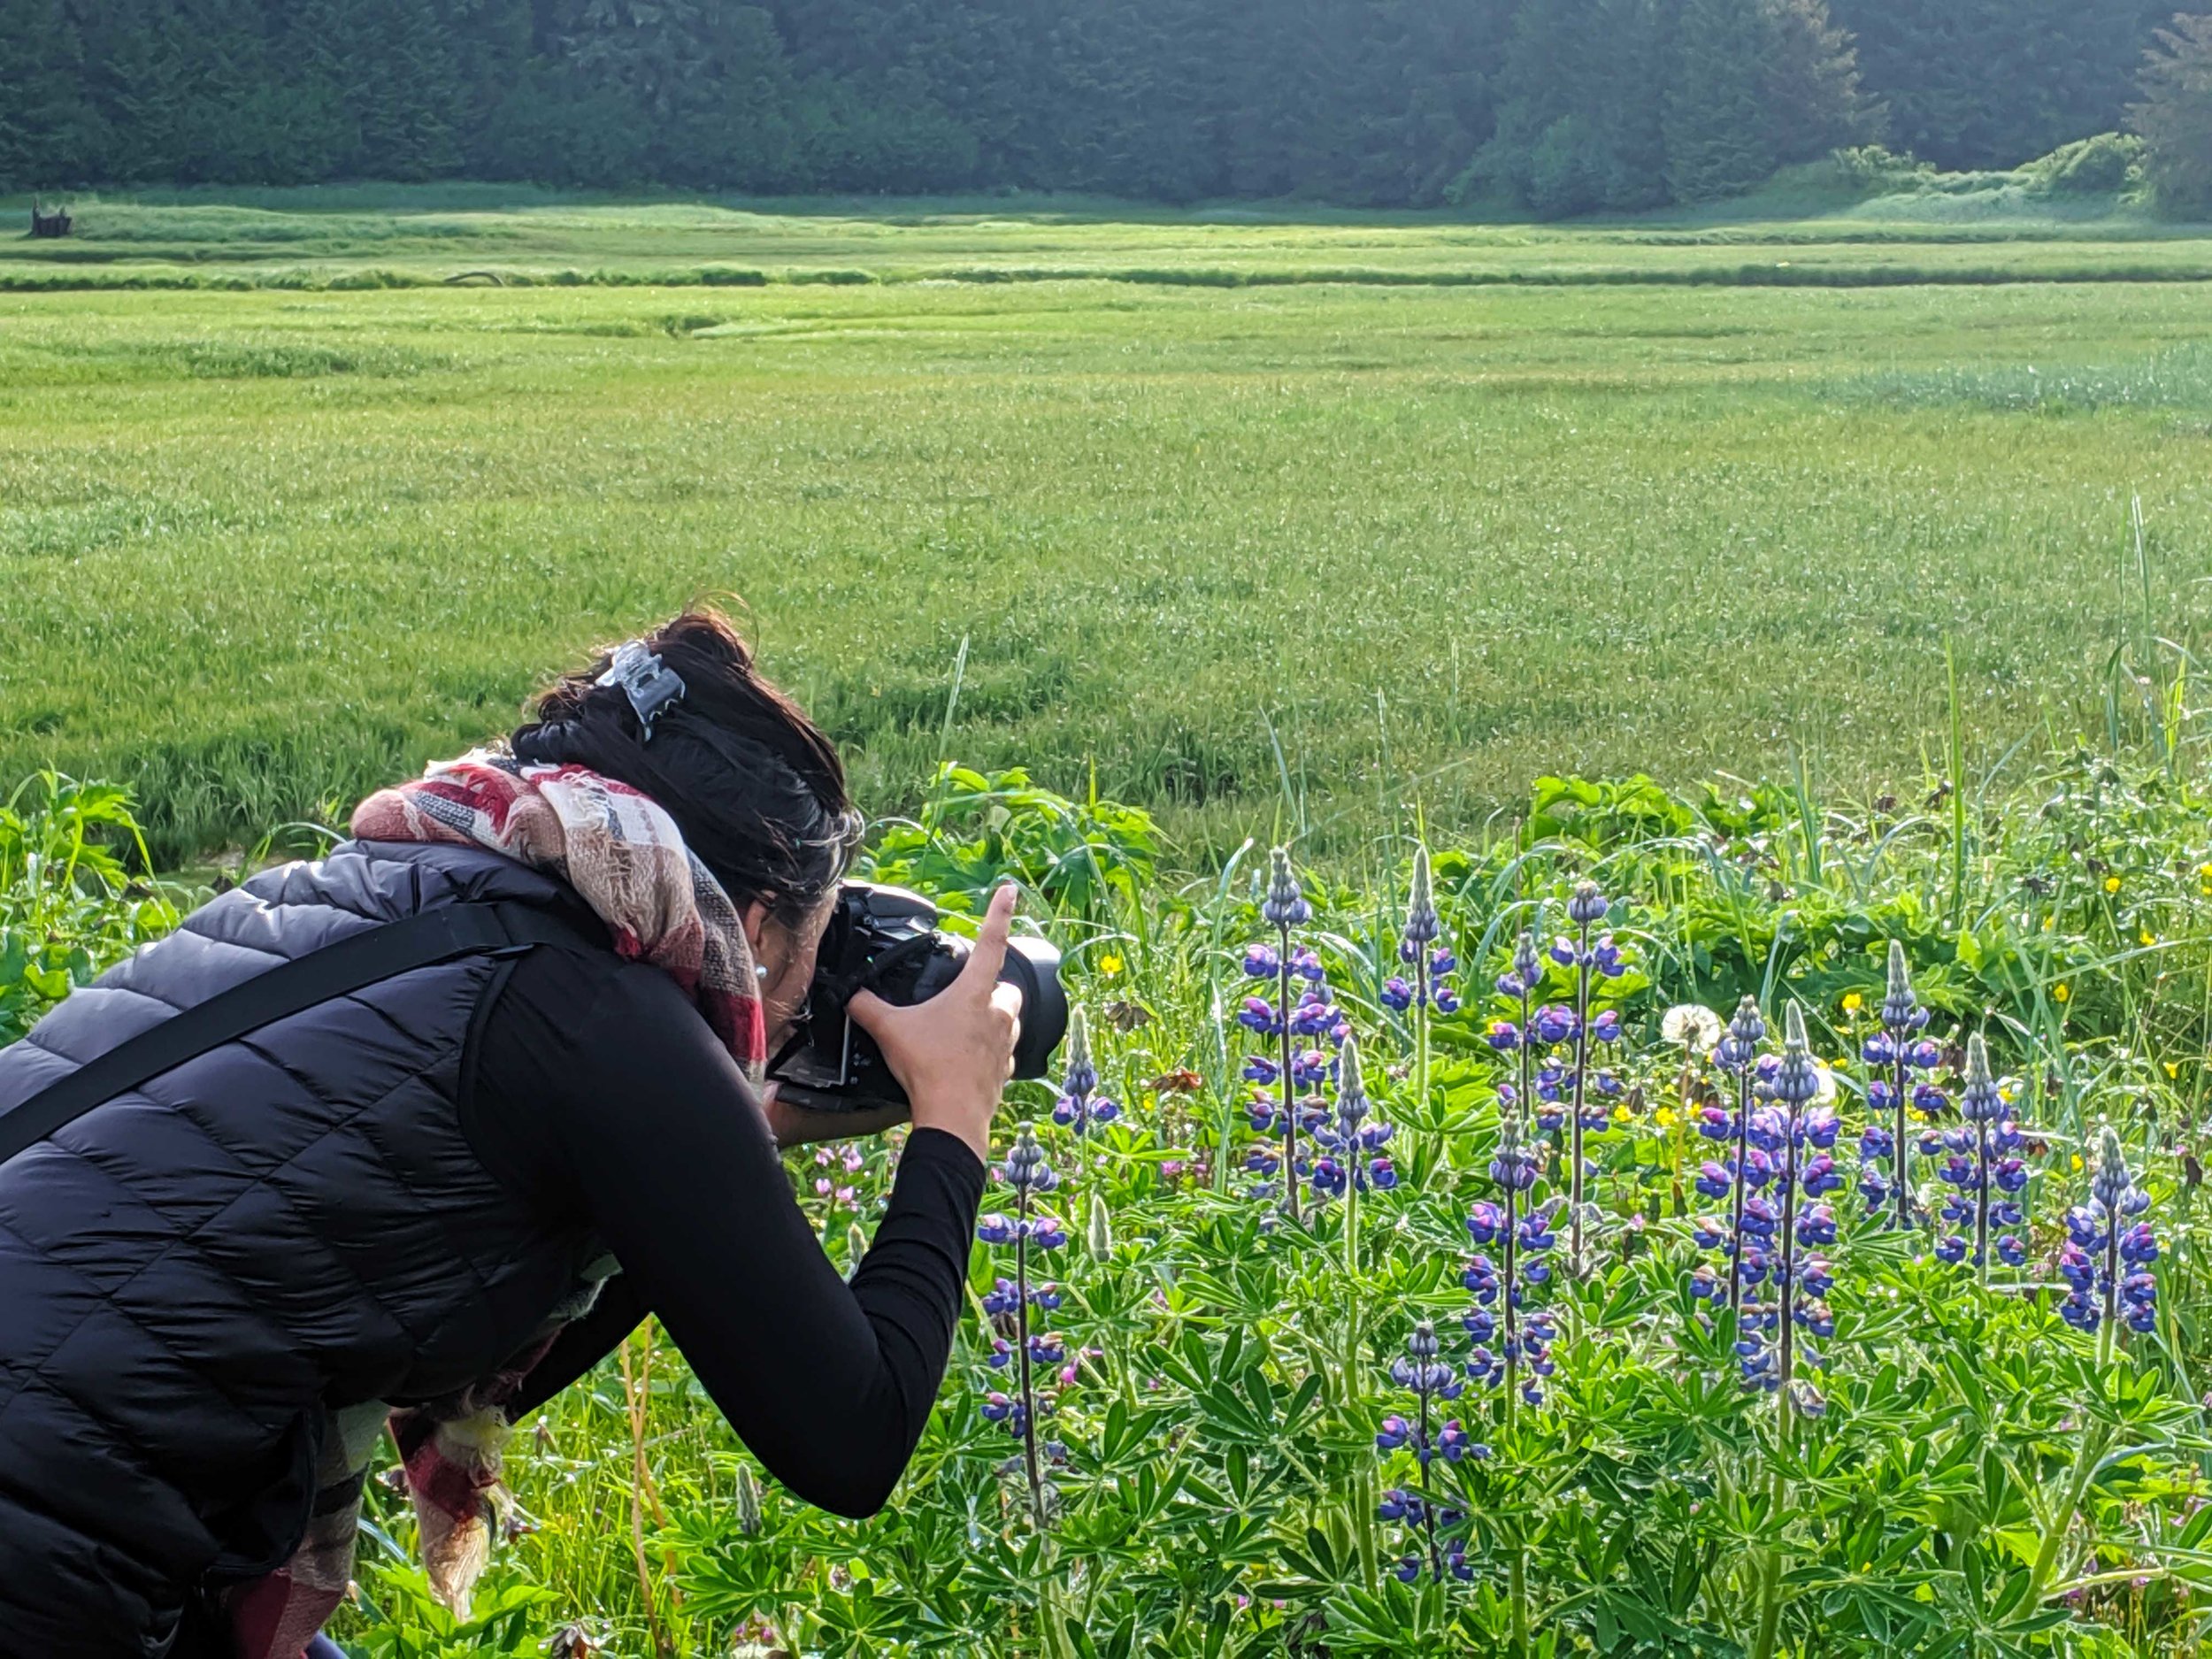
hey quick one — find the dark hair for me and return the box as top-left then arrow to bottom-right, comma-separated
511,608 -> 863,924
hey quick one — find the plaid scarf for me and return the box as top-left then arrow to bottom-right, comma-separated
226,755 -> 768,1657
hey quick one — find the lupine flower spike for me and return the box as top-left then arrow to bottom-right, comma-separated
1382,846 -> 1461,1018
1375,1320 -> 1485,1582
1556,882 -> 1626,1271
2059,1125 -> 2159,1362
1756,1005 -> 1836,1417
1694,996 -> 1768,1319
978,1126 -> 1070,1524
1933,1034 -> 2031,1276
1310,1037 -> 1397,1203
1856,941 -> 1942,1228
1477,930 -> 1560,1404
1466,1112 -> 1560,1408
1239,847 -> 1348,1220
1050,1007 -> 1120,1137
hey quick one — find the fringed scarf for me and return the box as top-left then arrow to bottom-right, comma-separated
227,754 -> 767,1657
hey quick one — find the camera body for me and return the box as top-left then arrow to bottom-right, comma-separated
765,882 -> 1068,1113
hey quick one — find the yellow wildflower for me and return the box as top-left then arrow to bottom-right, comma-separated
1841,991 -> 1863,1014
2105,875 -> 2122,894
2071,1154 -> 2085,1172
1611,1103 -> 1632,1125
2165,1062 -> 2180,1079
1099,953 -> 1124,978
2055,982 -> 2070,1003
1655,1106 -> 1678,1129
2142,929 -> 2158,948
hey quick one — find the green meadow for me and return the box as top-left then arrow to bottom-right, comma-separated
4,190 -> 2212,864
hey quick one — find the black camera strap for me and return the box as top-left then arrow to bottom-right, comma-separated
0,901 -> 597,1169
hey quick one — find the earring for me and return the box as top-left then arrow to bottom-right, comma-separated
755,964 -> 770,980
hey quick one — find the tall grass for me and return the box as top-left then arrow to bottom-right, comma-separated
4,259 -> 2212,866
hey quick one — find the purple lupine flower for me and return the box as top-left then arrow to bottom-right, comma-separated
1693,997 -> 1768,1321
977,1123 -> 1077,1523
1387,848 -> 1460,1016
1309,1040 -> 1396,1202
2058,1126 -> 2159,1344
1048,1009 -> 1121,1136
1375,1321 -> 1486,1584
1692,1003 -> 1834,1410
1862,941 -> 1941,1226
1243,848 -> 1348,1222
1934,1034 -> 2032,1272
1495,931 -> 1545,1000
1463,1114 -> 1559,1409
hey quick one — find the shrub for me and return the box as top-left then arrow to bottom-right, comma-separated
1822,143 -> 1936,192
2027,132 -> 2145,195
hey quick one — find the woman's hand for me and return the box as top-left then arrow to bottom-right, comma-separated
847,883 -> 1021,1166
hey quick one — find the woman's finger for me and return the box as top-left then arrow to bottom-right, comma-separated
954,883 -> 1018,998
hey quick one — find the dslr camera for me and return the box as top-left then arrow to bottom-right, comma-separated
765,882 -> 1068,1113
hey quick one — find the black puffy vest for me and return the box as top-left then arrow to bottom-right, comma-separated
0,841 -> 611,1657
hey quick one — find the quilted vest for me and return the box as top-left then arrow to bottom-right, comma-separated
0,841 -> 611,1657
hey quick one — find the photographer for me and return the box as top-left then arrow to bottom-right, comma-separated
0,611 -> 1023,1659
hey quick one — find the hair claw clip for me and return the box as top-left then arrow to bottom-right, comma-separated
597,641 -> 687,739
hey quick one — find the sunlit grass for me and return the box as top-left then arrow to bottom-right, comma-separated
3,205 -> 2211,868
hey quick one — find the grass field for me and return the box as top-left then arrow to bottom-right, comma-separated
4,190 -> 2212,865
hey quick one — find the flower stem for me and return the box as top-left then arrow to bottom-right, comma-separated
1975,1110 -> 1992,1289
1279,920 -> 1299,1225
1016,1185 -> 1046,1531
1728,1066 -> 1752,1320
1417,1382 -> 1440,1583
1892,1051 -> 1911,1230
1415,950 -> 1436,1175
1509,1540 -> 1529,1658
1750,1391 -> 1795,1659
2024,1421 -> 2113,1615
1569,918 -> 1592,1275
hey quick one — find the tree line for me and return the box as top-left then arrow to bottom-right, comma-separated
0,0 -> 2199,212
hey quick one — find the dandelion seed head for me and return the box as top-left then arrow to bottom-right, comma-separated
1663,1003 -> 1723,1056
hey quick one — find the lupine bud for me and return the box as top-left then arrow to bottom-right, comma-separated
2093,1124 -> 2133,1214
1403,847 -> 1440,947
1002,1126 -> 1056,1194
736,1463 -> 763,1536
1568,881 -> 1609,926
1498,929 -> 1542,999
1960,1035 -> 2001,1122
1882,940 -> 1928,1035
1262,847 -> 1310,928
1336,1038 -> 1369,1139
1063,1007 -> 1096,1097
1086,1192 -> 1113,1262
1717,996 -> 1766,1072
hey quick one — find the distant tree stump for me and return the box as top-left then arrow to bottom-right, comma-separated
29,200 -> 73,238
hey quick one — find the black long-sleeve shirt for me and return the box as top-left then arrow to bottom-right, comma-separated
457,943 -> 986,1518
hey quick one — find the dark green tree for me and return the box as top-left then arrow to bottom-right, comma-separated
1663,0 -> 1776,201
1761,0 -> 1871,163
0,0 -> 102,190
2132,12 -> 2212,211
